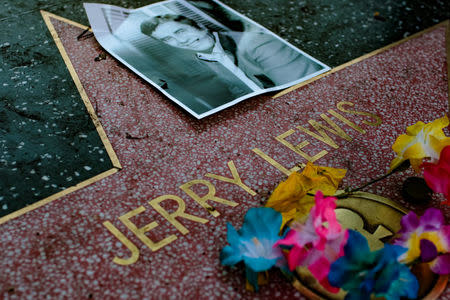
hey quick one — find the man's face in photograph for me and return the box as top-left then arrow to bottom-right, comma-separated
151,21 -> 215,52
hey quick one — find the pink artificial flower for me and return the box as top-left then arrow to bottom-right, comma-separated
423,145 -> 450,205
275,191 -> 348,293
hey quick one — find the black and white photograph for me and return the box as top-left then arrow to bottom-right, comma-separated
84,0 -> 330,118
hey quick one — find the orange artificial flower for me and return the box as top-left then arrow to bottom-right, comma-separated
265,162 -> 346,228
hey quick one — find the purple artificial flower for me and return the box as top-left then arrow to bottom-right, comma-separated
394,208 -> 450,274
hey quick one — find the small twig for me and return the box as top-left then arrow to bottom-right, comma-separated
3,101 -> 42,121
125,133 -> 148,140
77,26 -> 93,40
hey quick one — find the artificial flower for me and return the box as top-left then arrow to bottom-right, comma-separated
275,191 -> 348,293
265,163 -> 346,227
393,208 -> 450,274
220,207 -> 285,291
423,145 -> 450,205
329,230 -> 419,300
390,115 -> 450,172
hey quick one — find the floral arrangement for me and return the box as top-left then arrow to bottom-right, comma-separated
220,116 -> 450,299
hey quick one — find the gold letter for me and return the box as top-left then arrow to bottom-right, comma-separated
297,114 -> 352,149
180,179 -> 238,217
337,101 -> 382,126
327,109 -> 366,134
206,161 -> 256,196
275,129 -> 328,162
119,206 -> 177,252
335,208 -> 392,250
103,221 -> 140,265
149,195 -> 208,235
252,148 -> 302,176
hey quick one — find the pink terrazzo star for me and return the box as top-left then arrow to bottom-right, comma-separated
0,16 -> 448,299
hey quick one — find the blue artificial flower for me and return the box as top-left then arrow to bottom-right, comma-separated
220,207 -> 285,291
328,230 -> 419,300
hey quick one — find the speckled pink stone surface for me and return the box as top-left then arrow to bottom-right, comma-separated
0,18 -> 448,299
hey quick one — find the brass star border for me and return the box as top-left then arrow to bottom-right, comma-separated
0,11 -> 448,225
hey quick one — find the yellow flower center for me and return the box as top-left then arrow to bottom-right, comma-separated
404,232 -> 444,262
